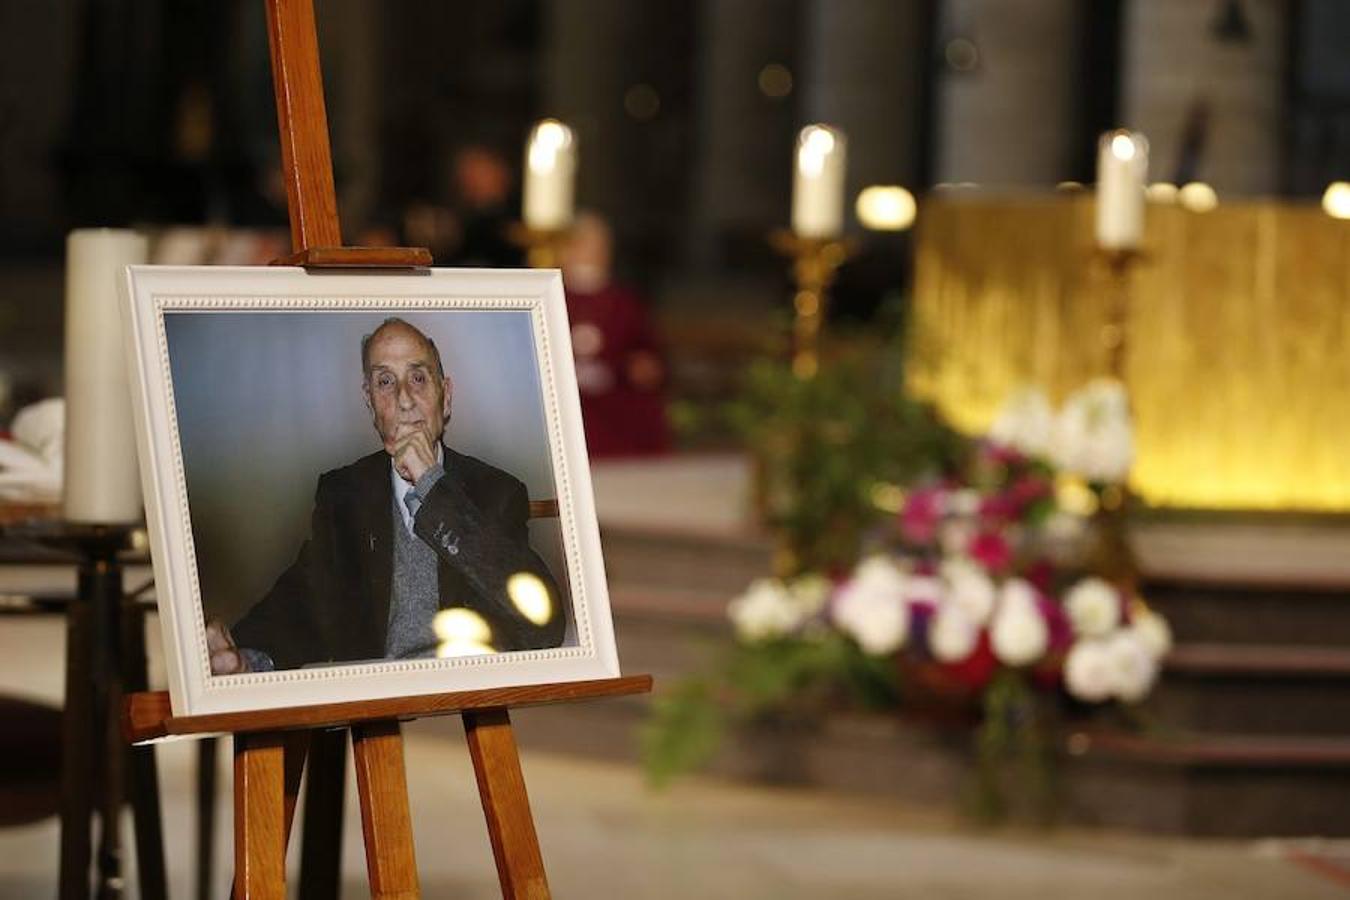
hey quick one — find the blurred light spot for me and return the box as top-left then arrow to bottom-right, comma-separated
870,482 -> 906,513
855,185 -> 917,231
433,608 -> 496,658
1178,181 -> 1218,213
758,63 -> 793,98
623,84 -> 660,121
1056,477 -> 1099,516
793,290 -> 819,316
1146,182 -> 1178,203
1322,182 -> 1350,219
1110,132 -> 1138,162
945,38 -> 979,72
527,119 -> 573,174
507,572 -> 553,626
1056,181 -> 1084,192
571,322 -> 604,357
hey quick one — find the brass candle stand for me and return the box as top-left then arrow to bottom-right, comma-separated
509,223 -> 572,269
1090,245 -> 1146,590
1094,247 -> 1145,384
770,230 -> 853,378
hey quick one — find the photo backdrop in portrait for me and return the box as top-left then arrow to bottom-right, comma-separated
163,309 -> 574,646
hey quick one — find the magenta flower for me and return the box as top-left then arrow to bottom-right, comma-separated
900,486 -> 944,545
968,530 -> 1013,572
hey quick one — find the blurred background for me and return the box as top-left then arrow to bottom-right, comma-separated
4,1 -> 1350,897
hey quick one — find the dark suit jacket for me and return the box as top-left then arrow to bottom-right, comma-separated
231,446 -> 566,670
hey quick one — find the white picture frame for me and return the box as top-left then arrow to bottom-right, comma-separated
120,265 -> 619,715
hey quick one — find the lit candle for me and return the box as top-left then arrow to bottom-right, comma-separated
523,119 -> 577,231
792,125 -> 847,239
1095,130 -> 1148,250
63,228 -> 148,523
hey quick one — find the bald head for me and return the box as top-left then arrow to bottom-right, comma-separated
361,318 -> 444,382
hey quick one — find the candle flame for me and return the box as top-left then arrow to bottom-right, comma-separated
528,119 -> 574,174
798,126 -> 837,178
1110,133 -> 1137,161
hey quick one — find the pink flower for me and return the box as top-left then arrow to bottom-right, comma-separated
900,487 -> 944,545
969,530 -> 1012,572
1008,474 -> 1052,510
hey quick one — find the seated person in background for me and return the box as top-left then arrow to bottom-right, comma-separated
559,212 -> 671,458
206,318 -> 564,674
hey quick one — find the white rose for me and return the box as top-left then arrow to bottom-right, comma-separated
832,557 -> 910,655
990,386 -> 1055,458
948,488 -> 982,518
904,574 -> 945,606
941,558 -> 997,624
989,578 -> 1049,666
939,519 -> 976,558
789,574 -> 831,619
1052,379 -> 1135,483
1064,638 -> 1114,702
727,578 -> 801,642
1065,577 -> 1120,637
929,603 -> 980,663
1106,630 -> 1157,703
1130,608 -> 1173,659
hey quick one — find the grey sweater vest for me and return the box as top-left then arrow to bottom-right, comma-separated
384,497 -> 441,659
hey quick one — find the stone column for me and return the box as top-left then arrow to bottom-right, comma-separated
686,0 -> 799,267
935,0 -> 1083,186
540,0 -> 635,222
801,0 -> 929,201
1122,0 -> 1290,195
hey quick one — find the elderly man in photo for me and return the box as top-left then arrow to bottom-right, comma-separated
206,317 -> 565,674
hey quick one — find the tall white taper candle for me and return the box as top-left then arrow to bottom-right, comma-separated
1095,130 -> 1148,250
523,119 -> 577,231
792,124 -> 847,239
63,228 -> 148,522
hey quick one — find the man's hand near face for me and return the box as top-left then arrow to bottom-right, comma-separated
206,618 -> 250,675
392,423 -> 438,484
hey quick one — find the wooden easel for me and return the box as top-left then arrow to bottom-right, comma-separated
123,2 -> 653,896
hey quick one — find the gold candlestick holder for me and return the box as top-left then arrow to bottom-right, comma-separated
509,223 -> 572,269
1089,245 -> 1147,591
770,230 -> 853,378
1093,247 -> 1145,384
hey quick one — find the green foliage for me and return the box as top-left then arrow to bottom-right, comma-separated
728,344 -> 962,575
641,678 -> 726,789
969,671 -> 1059,824
641,632 -> 900,787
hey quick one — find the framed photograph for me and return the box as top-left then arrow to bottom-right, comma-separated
120,265 -> 619,715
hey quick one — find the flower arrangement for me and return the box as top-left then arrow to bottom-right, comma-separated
644,380 -> 1172,821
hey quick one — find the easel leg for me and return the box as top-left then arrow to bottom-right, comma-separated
351,720 -> 419,900
196,738 -> 218,900
123,600 -> 167,900
299,727 -> 348,900
233,733 -> 287,900
463,709 -> 550,900
59,594 -> 94,900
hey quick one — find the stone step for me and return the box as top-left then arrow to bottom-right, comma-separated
509,689 -> 1350,837
1147,643 -> 1350,736
1142,580 -> 1350,647
1065,731 -> 1350,836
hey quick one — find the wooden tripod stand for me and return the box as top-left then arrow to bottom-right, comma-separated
123,1 -> 652,896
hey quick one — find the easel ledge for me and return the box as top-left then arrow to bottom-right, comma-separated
124,675 -> 653,744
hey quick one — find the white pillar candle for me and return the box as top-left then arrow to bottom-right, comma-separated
523,119 -> 577,231
63,228 -> 148,523
1095,130 -> 1148,250
792,124 -> 847,239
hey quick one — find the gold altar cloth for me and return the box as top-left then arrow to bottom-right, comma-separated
907,195 -> 1350,511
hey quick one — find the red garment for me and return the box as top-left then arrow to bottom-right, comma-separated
564,283 -> 671,458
